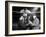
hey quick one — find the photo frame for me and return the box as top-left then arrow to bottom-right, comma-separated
5,1 -> 45,36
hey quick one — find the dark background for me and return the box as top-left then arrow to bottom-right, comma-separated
12,6 -> 40,30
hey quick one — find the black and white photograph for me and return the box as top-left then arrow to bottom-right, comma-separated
5,1 -> 45,36
12,7 -> 40,30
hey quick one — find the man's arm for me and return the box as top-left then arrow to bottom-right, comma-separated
26,20 -> 34,26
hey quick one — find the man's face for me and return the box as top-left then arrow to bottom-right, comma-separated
23,13 -> 27,19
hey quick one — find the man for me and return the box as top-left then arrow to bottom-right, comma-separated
19,8 -> 40,30
27,14 -> 40,29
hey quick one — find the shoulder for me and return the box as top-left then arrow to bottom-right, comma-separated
19,16 -> 24,20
